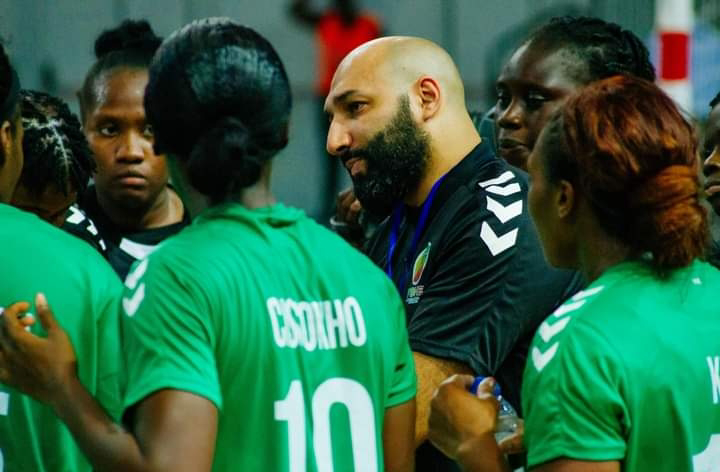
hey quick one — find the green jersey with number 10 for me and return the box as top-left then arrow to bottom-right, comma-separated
523,259 -> 720,471
0,204 -> 123,472
121,203 -> 416,471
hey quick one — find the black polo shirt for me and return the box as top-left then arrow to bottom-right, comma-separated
366,141 -> 584,470
366,140 -> 584,405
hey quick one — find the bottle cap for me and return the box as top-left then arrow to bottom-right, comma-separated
469,376 -> 502,397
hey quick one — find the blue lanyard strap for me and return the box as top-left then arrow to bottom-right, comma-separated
386,174 -> 447,285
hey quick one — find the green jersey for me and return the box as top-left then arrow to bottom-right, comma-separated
121,203 -> 416,471
0,204 -> 123,472
523,259 -> 720,471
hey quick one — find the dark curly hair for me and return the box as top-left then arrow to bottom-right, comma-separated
19,90 -> 95,196
526,16 -> 656,84
77,19 -> 162,121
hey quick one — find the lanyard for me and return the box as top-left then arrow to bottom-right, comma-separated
386,175 -> 447,289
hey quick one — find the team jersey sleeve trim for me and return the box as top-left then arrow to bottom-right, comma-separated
524,309 -> 629,467
385,385 -> 417,408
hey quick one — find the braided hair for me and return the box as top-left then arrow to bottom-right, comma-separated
19,90 -> 95,197
78,19 -> 161,120
527,16 -> 656,83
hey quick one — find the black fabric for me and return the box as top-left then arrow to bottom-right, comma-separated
709,238 -> 720,270
365,141 -> 585,472
79,185 -> 190,279
62,204 -> 108,255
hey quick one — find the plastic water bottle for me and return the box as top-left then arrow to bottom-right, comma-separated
469,376 -> 519,442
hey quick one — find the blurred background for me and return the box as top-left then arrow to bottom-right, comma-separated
1,0 -> 718,220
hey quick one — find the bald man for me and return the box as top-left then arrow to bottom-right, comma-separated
325,37 -> 584,471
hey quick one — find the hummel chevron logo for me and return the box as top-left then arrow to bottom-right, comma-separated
0,392 -> 8,415
532,343 -> 559,372
480,222 -> 518,256
478,171 -> 515,188
123,283 -> 145,317
66,206 -> 85,225
486,196 -> 522,223
484,182 -> 521,197
553,299 -> 586,318
539,316 -> 572,343
570,285 -> 605,301
125,258 -> 149,290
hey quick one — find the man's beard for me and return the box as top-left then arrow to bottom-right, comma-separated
347,96 -> 430,217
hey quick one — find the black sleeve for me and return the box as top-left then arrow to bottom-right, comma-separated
406,186 -> 520,363
406,178 -> 584,411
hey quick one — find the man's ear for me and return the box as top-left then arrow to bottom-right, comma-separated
0,120 -> 13,165
413,76 -> 441,121
556,179 -> 575,220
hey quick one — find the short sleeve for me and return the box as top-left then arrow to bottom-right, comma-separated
522,320 -> 629,467
120,255 -> 222,416
385,281 -> 417,408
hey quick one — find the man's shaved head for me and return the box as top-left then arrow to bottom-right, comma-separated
329,36 -> 466,110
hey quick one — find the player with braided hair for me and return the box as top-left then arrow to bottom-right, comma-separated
495,15 -> 655,170
10,90 -> 107,251
77,19 -> 188,279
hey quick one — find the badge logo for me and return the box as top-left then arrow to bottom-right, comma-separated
412,243 -> 431,286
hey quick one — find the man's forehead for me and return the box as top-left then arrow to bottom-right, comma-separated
326,62 -> 389,109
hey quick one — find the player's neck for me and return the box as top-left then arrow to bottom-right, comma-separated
237,163 -> 276,210
576,212 -> 633,283
98,187 -> 183,231
404,135 -> 482,207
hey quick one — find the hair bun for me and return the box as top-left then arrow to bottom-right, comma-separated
630,165 -> 707,272
186,116 -> 264,201
94,19 -> 162,59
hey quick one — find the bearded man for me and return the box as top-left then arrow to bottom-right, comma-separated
324,36 -> 584,471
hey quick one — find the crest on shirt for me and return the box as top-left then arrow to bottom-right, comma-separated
406,242 -> 431,304
412,242 -> 431,285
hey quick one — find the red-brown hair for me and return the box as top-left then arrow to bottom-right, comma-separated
540,75 -> 707,275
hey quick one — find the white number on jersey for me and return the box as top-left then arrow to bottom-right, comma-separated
274,378 -> 377,472
694,433 -> 720,471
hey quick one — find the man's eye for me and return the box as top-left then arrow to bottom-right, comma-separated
347,102 -> 366,114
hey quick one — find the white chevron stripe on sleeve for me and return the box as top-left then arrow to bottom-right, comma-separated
532,343 -> 559,372
552,299 -> 586,317
480,222 -> 518,256
478,170 -> 515,188
486,196 -> 522,223
539,316 -> 572,343
485,183 -> 521,196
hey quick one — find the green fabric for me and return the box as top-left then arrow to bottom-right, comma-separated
0,204 -> 123,472
523,259 -> 720,471
121,203 -> 416,471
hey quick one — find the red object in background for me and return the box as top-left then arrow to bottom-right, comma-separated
659,32 -> 690,81
315,12 -> 381,95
